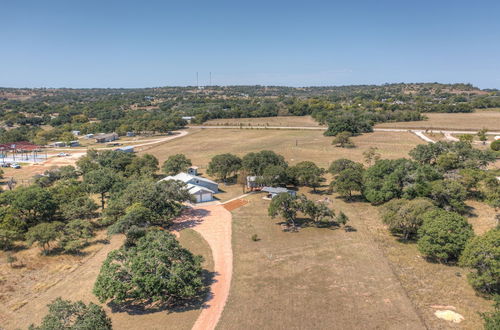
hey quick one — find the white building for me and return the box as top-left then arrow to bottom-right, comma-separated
160,172 -> 218,203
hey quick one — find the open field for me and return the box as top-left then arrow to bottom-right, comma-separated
376,111 -> 500,131
218,189 -> 495,330
0,229 -> 213,330
201,115 -> 322,127
142,128 -> 424,170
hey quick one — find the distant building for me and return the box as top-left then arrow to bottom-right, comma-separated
69,140 -> 80,147
182,116 -> 194,123
94,133 -> 119,143
85,133 -> 94,139
51,141 -> 66,147
160,172 -> 218,203
126,132 -> 135,137
71,130 -> 81,136
115,146 -> 134,153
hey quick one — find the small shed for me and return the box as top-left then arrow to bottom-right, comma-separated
115,146 -> 134,153
85,133 -> 94,139
262,187 -> 296,199
187,166 -> 198,176
126,132 -> 135,137
71,130 -> 81,136
69,140 -> 80,147
246,176 -> 265,189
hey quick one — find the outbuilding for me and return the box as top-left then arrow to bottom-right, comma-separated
262,187 -> 296,199
94,133 -> 119,143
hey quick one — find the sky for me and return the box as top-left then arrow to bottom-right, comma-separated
1,0 -> 500,88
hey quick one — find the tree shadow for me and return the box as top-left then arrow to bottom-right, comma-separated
343,225 -> 357,232
107,270 -> 218,315
335,195 -> 367,203
171,208 -> 211,231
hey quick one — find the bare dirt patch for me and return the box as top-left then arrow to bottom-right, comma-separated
223,199 -> 248,211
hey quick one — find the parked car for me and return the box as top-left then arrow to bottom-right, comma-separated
57,152 -> 70,157
10,163 -> 20,169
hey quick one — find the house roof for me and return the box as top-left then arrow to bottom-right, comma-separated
262,187 -> 291,194
186,183 -> 216,194
161,172 -> 218,186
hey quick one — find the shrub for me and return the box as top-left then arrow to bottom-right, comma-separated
417,209 -> 474,262
29,298 -> 111,330
491,140 -> 500,151
460,229 -> 500,295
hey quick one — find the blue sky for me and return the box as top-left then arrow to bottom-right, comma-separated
1,0 -> 499,88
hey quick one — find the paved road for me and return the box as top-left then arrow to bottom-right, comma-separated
193,125 -> 500,135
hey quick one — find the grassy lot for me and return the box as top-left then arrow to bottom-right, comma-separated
142,128 -> 423,168
201,115 -> 321,127
0,229 -> 213,330
218,189 -> 495,330
376,111 -> 500,131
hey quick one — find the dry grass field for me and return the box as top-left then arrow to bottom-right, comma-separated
143,128 -> 423,170
218,189 -> 495,330
200,115 -> 322,127
0,229 -> 213,330
376,111 -> 500,131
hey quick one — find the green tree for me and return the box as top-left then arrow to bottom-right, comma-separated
328,159 -> 361,175
428,179 -> 468,214
84,168 -> 122,209
105,179 -> 192,228
207,153 -> 242,182
417,209 -> 474,262
26,222 -> 64,254
381,198 -> 435,240
125,154 -> 159,177
0,185 -> 58,231
491,140 -> 500,151
298,196 -> 335,224
478,128 -> 488,144
259,165 -> 289,186
330,166 -> 364,199
93,230 -> 204,306
29,298 -> 112,330
459,134 -> 474,144
108,203 -> 157,234
59,220 -> 95,253
268,192 -> 300,229
162,154 -> 192,175
459,229 -> 499,295
242,150 -> 287,176
332,131 -> 354,148
289,161 -> 324,192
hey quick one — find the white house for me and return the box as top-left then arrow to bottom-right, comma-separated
160,172 -> 218,203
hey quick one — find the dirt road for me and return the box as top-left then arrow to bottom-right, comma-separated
173,205 -> 233,330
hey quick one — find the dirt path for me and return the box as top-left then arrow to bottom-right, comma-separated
173,205 -> 233,330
